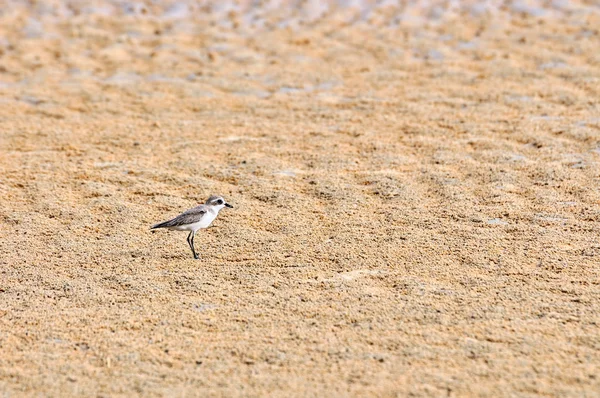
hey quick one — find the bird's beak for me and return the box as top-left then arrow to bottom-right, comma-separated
225,203 -> 233,208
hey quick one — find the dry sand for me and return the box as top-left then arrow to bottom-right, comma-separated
0,1 -> 599,396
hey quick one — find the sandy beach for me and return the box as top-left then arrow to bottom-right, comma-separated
0,1 -> 599,396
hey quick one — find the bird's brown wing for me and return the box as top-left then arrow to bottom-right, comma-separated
151,205 -> 208,229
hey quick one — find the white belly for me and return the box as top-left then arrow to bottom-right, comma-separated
170,211 -> 217,232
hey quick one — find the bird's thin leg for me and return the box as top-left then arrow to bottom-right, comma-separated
186,231 -> 196,259
188,231 -> 199,260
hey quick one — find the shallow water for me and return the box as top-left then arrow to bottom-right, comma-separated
3,0 -> 598,25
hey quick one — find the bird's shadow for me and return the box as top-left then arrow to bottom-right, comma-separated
160,253 -> 192,260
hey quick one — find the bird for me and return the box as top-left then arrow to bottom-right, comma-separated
151,195 -> 233,259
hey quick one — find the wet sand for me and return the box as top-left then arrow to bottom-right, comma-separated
1,1 -> 599,396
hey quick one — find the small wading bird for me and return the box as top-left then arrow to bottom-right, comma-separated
151,195 -> 233,259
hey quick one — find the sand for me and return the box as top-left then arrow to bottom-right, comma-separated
0,1 -> 599,396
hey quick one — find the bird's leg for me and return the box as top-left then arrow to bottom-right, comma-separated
187,231 -> 199,260
191,231 -> 199,260
186,231 -> 195,259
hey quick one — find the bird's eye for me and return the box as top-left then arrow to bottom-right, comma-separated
216,199 -> 223,205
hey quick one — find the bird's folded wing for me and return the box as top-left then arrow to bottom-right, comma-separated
156,205 -> 208,228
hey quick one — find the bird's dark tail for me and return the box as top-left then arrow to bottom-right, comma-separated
150,220 -> 169,230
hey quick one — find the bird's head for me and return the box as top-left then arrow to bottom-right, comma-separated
205,195 -> 233,211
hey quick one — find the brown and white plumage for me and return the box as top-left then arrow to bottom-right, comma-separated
151,195 -> 233,259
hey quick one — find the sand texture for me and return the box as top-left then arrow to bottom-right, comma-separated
1,1 -> 599,396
